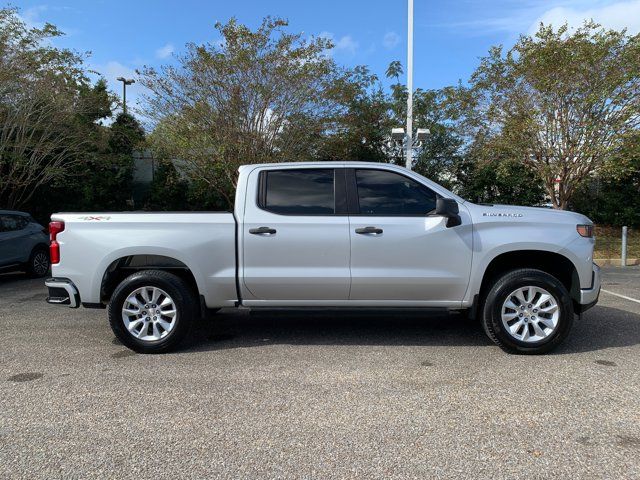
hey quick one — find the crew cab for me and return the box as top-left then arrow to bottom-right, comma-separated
45,162 -> 600,354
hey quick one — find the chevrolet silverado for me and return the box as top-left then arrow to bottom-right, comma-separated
45,162 -> 600,354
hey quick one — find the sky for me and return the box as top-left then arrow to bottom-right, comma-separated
12,0 -> 640,115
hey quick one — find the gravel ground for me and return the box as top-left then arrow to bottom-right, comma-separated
1,267 -> 639,479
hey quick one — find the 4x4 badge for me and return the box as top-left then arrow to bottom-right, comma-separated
78,216 -> 112,221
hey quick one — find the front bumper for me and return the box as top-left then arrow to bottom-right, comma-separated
578,263 -> 601,313
45,277 -> 80,308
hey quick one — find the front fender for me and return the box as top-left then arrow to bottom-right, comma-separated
463,215 -> 591,304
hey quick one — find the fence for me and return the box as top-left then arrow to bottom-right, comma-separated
594,225 -> 639,266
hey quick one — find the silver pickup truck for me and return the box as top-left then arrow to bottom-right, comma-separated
45,162 -> 600,354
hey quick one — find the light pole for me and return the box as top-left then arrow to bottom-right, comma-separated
391,128 -> 430,165
392,0 -> 419,169
116,77 -> 135,114
406,0 -> 414,169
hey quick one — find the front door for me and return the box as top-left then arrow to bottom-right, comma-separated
242,167 -> 351,302
348,168 -> 472,305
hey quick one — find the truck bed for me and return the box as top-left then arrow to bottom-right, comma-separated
50,212 -> 238,308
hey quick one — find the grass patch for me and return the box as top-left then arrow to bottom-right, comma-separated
594,226 -> 640,259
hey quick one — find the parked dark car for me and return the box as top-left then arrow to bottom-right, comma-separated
0,210 -> 50,278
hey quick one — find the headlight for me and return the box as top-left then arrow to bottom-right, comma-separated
576,224 -> 594,238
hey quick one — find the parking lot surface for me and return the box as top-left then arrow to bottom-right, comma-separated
1,267 -> 639,479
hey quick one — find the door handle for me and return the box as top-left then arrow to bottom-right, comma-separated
249,226 -> 277,235
355,226 -> 383,235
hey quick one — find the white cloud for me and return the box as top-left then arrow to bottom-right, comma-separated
529,0 -> 640,35
318,31 -> 358,56
434,1 -> 640,38
383,31 -> 400,49
155,43 -> 174,59
20,5 -> 48,29
335,35 -> 358,55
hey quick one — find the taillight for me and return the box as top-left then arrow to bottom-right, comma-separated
577,224 -> 594,238
49,221 -> 65,264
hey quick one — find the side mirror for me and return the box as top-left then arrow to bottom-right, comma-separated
435,198 -> 462,228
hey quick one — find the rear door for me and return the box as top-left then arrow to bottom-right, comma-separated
241,167 -> 351,302
348,168 -> 472,305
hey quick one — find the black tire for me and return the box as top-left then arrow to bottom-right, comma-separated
481,268 -> 574,354
26,247 -> 50,278
108,270 -> 197,354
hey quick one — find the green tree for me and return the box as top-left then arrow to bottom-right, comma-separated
411,90 -> 463,189
0,7 -> 101,208
140,17 -> 347,207
109,112 -> 145,154
383,62 -> 464,186
143,161 -> 191,211
455,22 -> 640,209
385,61 -> 403,85
23,91 -> 147,220
317,66 -> 392,162
454,156 -> 546,206
570,133 -> 640,225
82,112 -> 145,210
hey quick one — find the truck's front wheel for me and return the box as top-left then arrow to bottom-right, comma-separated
481,268 -> 574,354
108,270 -> 196,353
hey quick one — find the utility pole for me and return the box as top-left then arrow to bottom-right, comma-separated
116,77 -> 135,114
406,0 -> 414,170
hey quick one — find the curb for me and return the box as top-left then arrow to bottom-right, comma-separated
594,258 -> 640,267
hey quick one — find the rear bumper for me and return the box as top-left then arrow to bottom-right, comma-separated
578,263 -> 601,313
45,277 -> 80,308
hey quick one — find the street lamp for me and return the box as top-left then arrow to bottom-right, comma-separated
116,77 -> 135,114
416,128 -> 429,143
391,128 -> 405,141
390,127 -> 430,166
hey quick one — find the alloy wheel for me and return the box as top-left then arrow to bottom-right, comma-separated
121,286 -> 178,342
33,252 -> 49,276
501,286 -> 560,343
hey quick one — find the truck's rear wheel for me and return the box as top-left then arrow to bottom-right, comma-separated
108,270 -> 196,353
481,268 -> 574,354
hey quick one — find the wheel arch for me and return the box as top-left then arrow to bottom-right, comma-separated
28,242 -> 49,261
99,254 -> 200,306
478,250 -> 581,307
31,242 -> 49,252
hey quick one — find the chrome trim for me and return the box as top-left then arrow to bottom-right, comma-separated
580,263 -> 601,306
45,278 -> 80,308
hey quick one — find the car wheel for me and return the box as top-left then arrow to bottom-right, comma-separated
27,247 -> 50,278
481,268 -> 574,354
108,270 -> 196,354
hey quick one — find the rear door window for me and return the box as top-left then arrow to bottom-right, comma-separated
17,216 -> 29,229
0,215 -> 23,232
261,169 -> 335,215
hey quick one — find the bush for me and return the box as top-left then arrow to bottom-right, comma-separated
453,157 -> 546,206
571,173 -> 640,227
